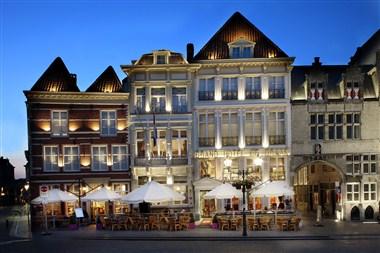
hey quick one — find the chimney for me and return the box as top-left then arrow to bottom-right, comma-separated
312,57 -> 321,67
187,43 -> 194,62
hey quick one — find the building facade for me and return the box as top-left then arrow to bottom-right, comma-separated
24,58 -> 130,227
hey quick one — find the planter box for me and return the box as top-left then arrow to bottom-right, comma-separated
210,223 -> 218,229
68,224 -> 78,230
188,223 -> 196,229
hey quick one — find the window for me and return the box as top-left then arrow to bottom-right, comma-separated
346,81 -> 360,99
268,112 -> 285,145
245,112 -> 262,145
150,130 -> 166,158
246,159 -> 262,181
328,113 -> 343,140
172,88 -> 187,113
222,112 -> 238,146
229,45 -> 253,58
199,78 -> 215,101
363,183 -> 376,201
63,146 -> 79,171
270,157 -> 285,181
51,111 -> 68,136
310,114 -> 324,140
242,47 -> 252,58
245,77 -> 261,99
112,145 -> 128,171
43,146 -> 59,172
199,113 -> 215,147
363,154 -> 377,174
100,111 -> 116,136
269,76 -> 285,98
156,55 -> 166,64
172,130 -> 187,158
346,183 -> 359,202
346,113 -> 360,139
136,131 -> 145,158
232,47 -> 240,58
309,81 -> 324,100
345,155 -> 361,175
222,78 -> 238,100
91,146 -> 108,171
151,88 -> 166,113
136,88 -> 145,113
223,159 -> 239,181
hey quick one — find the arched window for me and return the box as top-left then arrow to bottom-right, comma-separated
365,206 -> 374,220
351,206 -> 360,221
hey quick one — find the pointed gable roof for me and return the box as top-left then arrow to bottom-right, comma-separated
86,66 -> 122,92
193,12 -> 288,61
31,57 -> 79,92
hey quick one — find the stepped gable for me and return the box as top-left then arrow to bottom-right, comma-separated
86,66 -> 122,92
30,57 -> 79,92
193,12 -> 288,61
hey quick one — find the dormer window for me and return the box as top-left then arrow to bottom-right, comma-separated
309,81 -> 324,100
228,39 -> 255,59
346,80 -> 360,100
153,50 -> 170,64
156,55 -> 166,64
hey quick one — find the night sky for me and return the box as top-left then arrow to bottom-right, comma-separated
1,0 -> 379,178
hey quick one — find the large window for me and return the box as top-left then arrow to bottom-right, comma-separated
230,46 -> 253,58
222,112 -> 238,146
51,111 -> 68,136
223,159 -> 239,181
136,131 -> 145,158
172,130 -> 187,158
269,157 -> 285,181
346,154 -> 361,175
245,112 -> 262,145
246,159 -> 262,181
309,81 -> 324,100
100,111 -> 116,136
363,183 -> 376,201
43,146 -> 59,172
346,154 -> 377,175
92,146 -> 108,171
310,114 -> 324,140
269,76 -> 285,99
328,113 -> 343,140
363,154 -> 377,174
268,112 -> 285,145
63,146 -> 79,171
150,130 -> 166,158
199,113 -> 215,147
346,113 -> 360,139
199,78 -> 215,101
222,78 -> 238,100
345,80 -> 360,100
346,183 -> 359,202
151,88 -> 166,113
172,87 -> 187,113
112,145 -> 128,171
136,88 -> 146,113
245,77 -> 261,99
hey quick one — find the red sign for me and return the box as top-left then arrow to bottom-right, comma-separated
40,186 -> 48,193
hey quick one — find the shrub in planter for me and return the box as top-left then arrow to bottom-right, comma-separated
210,214 -> 218,229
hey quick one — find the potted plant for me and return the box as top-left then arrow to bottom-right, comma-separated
68,214 -> 78,230
188,213 -> 196,229
210,214 -> 218,229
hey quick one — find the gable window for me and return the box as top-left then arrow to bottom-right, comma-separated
43,146 -> 59,172
242,47 -> 252,58
100,111 -> 116,136
222,112 -> 238,146
136,88 -> 146,113
151,88 -> 166,113
222,78 -> 238,100
245,112 -> 262,145
112,145 -> 128,171
51,111 -> 68,136
346,183 -> 359,202
245,77 -> 261,99
63,146 -> 80,172
269,76 -> 285,98
172,87 -> 187,113
346,81 -> 360,100
156,55 -> 166,64
268,112 -> 285,145
309,81 -> 324,100
91,145 -> 108,171
310,114 -> 324,140
228,40 -> 255,58
199,113 -> 215,147
328,113 -> 343,140
199,78 -> 215,101
172,130 -> 187,158
346,113 -> 360,139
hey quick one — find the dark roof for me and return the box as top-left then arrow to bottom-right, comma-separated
31,57 -> 79,92
136,51 -> 187,65
86,66 -> 122,92
349,29 -> 380,65
193,12 -> 288,61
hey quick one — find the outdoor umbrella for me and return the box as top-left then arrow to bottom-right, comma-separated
203,183 -> 242,199
82,187 -> 121,201
31,189 -> 77,204
122,181 -> 185,204
250,181 -> 294,197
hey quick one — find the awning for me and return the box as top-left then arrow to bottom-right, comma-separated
31,189 -> 77,204
203,183 -> 242,199
250,181 -> 294,197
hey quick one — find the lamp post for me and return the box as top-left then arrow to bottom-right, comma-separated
24,182 -> 31,237
241,167 -> 248,237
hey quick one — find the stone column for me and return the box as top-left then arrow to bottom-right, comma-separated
239,109 -> 245,149
215,111 -> 222,149
238,77 -> 245,100
165,84 -> 172,112
261,76 -> 269,100
215,77 -> 222,101
145,87 -> 151,112
262,108 -> 269,148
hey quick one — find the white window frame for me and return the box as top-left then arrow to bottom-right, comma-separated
268,111 -> 286,145
363,182 -> 377,201
136,131 -> 145,158
100,110 -> 117,136
222,78 -> 238,100
150,130 -> 166,158
268,76 -> 285,99
135,87 -> 146,113
198,78 -> 215,101
228,40 -> 255,59
221,111 -> 238,146
51,110 -> 68,136
198,112 -> 215,147
346,183 -> 360,202
91,145 -> 108,171
112,145 -> 128,171
43,145 -> 59,172
245,111 -> 262,146
346,113 -> 360,139
327,113 -> 343,140
245,77 -> 261,99
63,145 -> 80,172
345,154 -> 361,175
310,113 -> 324,140
172,129 -> 187,158
269,157 -> 285,181
172,87 -> 187,113
151,88 -> 166,113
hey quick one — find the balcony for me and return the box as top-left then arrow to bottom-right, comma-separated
245,136 -> 262,146
199,137 -> 215,147
222,137 -> 238,146
198,91 -> 214,101
222,91 -> 237,100
269,89 -> 285,99
245,90 -> 261,99
172,105 -> 188,113
269,135 -> 286,145
171,156 -> 188,165
134,156 -> 168,166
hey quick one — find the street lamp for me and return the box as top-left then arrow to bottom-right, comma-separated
24,182 -> 31,238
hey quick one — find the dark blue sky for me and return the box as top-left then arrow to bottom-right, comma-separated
1,0 -> 379,178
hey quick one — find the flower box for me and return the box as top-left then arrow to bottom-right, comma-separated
188,223 -> 196,229
210,223 -> 218,229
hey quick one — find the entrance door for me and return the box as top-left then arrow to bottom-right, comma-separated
200,191 -> 215,218
365,206 -> 374,219
351,206 -> 360,221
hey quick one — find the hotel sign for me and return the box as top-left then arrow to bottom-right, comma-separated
194,149 -> 290,158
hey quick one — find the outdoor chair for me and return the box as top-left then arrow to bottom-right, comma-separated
218,218 -> 229,231
276,218 -> 289,231
148,215 -> 160,230
247,218 -> 259,231
229,218 -> 238,230
179,216 -> 190,230
288,217 -> 301,231
168,217 -> 181,231
260,217 -> 271,231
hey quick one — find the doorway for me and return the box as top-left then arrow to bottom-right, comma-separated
200,190 -> 215,218
365,206 -> 374,220
351,206 -> 360,221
